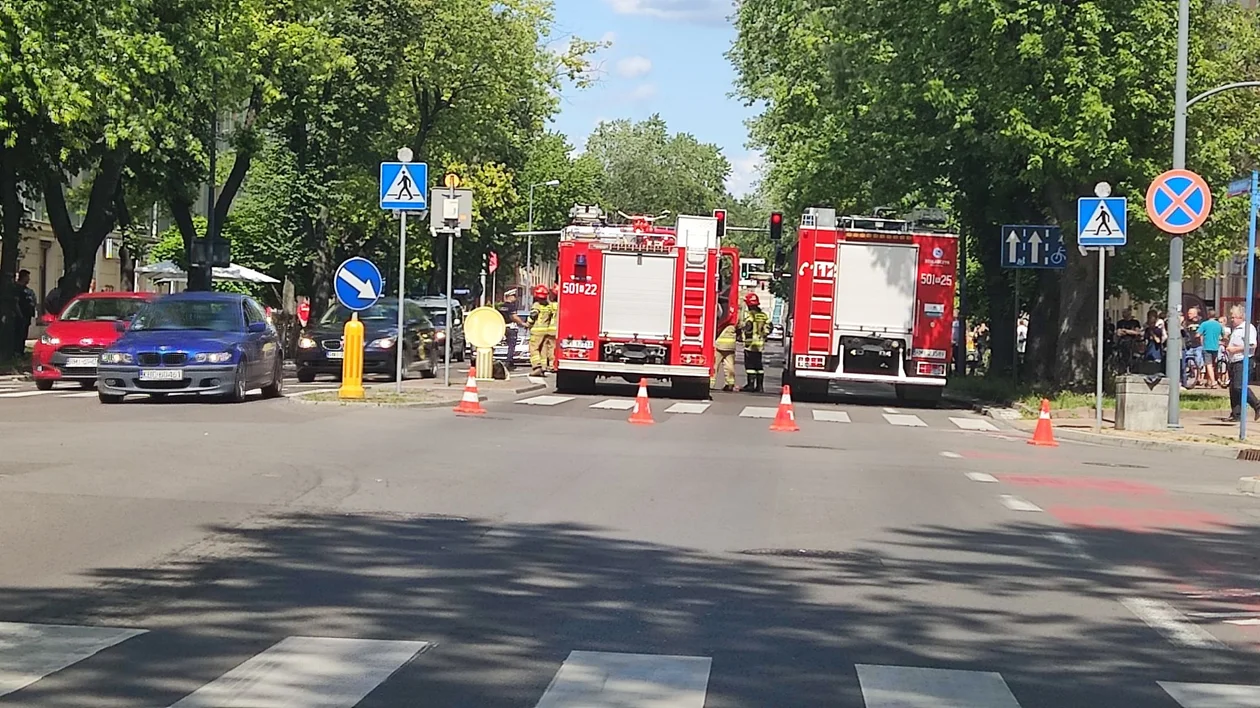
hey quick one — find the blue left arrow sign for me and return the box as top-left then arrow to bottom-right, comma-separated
334,257 -> 384,311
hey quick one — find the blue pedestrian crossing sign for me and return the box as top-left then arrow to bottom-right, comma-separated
1077,197 -> 1128,248
334,257 -> 384,311
1001,225 -> 1066,269
380,162 -> 429,211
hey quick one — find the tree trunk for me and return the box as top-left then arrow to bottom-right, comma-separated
0,142 -> 22,359
45,150 -> 129,302
1025,268 -> 1061,384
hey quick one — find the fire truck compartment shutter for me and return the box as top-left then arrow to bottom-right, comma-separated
833,242 -> 918,337
600,253 -> 677,338
675,215 -> 719,251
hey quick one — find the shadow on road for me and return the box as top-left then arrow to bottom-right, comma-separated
3,514 -> 1259,704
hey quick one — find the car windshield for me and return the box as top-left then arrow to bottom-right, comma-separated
425,309 -> 447,327
318,301 -> 400,325
59,298 -> 147,322
131,300 -> 242,332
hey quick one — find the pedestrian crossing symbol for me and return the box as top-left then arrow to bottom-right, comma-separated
379,161 -> 429,211
1077,196 -> 1128,248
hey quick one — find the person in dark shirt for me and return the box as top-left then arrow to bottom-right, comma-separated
1143,309 -> 1166,364
495,289 -> 527,370
13,270 -> 37,356
1114,308 -> 1142,373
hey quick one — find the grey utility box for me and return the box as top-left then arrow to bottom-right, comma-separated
1115,374 -> 1170,431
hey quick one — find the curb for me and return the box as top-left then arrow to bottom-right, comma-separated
943,392 -> 1022,421
286,389 -> 472,409
1018,422 -> 1255,460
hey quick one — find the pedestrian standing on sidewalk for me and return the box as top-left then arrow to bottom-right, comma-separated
1225,304 -> 1260,422
1198,308 -> 1223,388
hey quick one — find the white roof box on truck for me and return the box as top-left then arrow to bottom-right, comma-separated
674,215 -> 719,251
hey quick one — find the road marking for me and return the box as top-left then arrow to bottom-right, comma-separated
59,392 -> 99,398
739,406 -> 778,419
1048,532 -> 1093,561
965,472 -> 999,483
811,410 -> 851,423
534,651 -> 711,708
516,395 -> 575,406
1224,619 -> 1260,626
884,413 -> 927,427
856,664 -> 1022,708
950,417 -> 999,431
1160,681 -> 1260,707
940,451 -> 963,459
999,495 -> 1042,512
0,621 -> 147,698
883,407 -> 900,414
590,399 -> 637,410
0,390 -> 51,398
1121,598 -> 1225,649
665,402 -> 710,415
167,636 -> 429,707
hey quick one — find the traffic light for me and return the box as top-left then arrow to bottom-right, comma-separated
769,211 -> 784,241
713,209 -> 726,238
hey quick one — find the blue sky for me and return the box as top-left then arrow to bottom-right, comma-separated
546,0 -> 762,196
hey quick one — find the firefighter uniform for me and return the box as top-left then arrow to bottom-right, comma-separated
527,285 -> 554,376
742,294 -> 771,393
712,321 -> 738,391
541,286 -> 559,371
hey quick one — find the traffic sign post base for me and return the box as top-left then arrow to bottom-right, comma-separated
475,348 -> 494,381
339,314 -> 366,400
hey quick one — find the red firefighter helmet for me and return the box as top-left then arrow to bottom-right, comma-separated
532,284 -> 550,300
744,293 -> 760,307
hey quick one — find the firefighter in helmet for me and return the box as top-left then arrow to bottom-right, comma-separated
741,292 -> 771,392
543,284 -> 560,372
526,284 -> 554,377
712,308 -> 739,392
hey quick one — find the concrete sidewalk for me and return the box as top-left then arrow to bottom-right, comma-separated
1010,409 -> 1260,459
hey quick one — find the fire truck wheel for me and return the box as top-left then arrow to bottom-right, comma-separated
670,378 -> 710,401
556,371 -> 596,395
894,384 -> 942,408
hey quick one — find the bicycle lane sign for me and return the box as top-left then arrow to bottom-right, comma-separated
1146,168 -> 1213,235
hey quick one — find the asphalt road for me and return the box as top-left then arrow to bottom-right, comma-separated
3,350 -> 1260,706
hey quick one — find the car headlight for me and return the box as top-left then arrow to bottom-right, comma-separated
368,337 -> 396,349
193,352 -> 234,364
40,334 -> 60,346
298,336 -> 317,349
101,352 -> 133,364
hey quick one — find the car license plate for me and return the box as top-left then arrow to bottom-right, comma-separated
64,356 -> 98,368
139,369 -> 183,381
327,350 -> 344,359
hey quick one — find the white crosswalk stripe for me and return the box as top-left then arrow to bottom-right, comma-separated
517,395 -> 576,406
167,636 -> 429,707
59,391 -> 99,398
950,417 -> 999,431
884,413 -> 927,427
1160,680 -> 1260,707
590,399 -> 637,410
0,621 -> 147,698
812,409 -> 851,423
665,402 -> 710,414
0,390 -> 52,398
856,664 -> 1022,708
534,651 -> 711,708
739,406 -> 778,419
1000,495 -> 1043,512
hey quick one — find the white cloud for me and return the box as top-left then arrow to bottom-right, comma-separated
726,152 -> 763,197
605,0 -> 732,25
628,83 -> 658,102
616,55 -> 653,79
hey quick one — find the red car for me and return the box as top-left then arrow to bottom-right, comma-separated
32,291 -> 156,390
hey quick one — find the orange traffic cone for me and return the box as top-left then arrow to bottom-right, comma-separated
769,385 -> 800,432
1028,398 -> 1058,447
628,379 -> 655,425
453,366 -> 486,416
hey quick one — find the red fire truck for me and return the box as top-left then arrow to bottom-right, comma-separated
783,208 -> 958,405
554,205 -> 740,398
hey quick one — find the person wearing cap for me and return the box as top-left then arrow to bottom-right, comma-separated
741,292 -> 770,392
495,289 -> 527,371
526,284 -> 554,377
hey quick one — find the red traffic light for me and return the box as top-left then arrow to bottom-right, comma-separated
769,211 -> 784,240
713,209 -> 727,238
770,212 -> 782,224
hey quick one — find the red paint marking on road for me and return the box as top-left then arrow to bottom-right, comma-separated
1047,506 -> 1230,532
998,475 -> 1165,495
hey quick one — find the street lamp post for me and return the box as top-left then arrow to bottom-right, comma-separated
1166,0 -> 1191,427
527,179 -> 560,281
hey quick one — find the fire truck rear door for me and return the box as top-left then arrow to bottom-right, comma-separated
601,252 -> 676,338
833,242 -> 918,338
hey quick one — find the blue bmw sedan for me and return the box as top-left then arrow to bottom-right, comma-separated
96,292 -> 284,404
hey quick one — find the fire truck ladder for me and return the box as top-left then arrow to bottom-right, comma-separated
679,251 -> 709,355
806,226 -> 836,355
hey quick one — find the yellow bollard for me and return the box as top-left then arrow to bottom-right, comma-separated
339,313 -> 365,399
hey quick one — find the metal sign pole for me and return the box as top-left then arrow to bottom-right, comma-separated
1096,248 -> 1105,432
1167,0 -> 1190,427
396,211 -> 406,394
1242,170 -> 1259,441
444,183 -> 455,388
1013,273 -> 1020,384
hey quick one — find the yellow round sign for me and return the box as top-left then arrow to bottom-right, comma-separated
443,173 -> 461,190
464,306 -> 506,349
